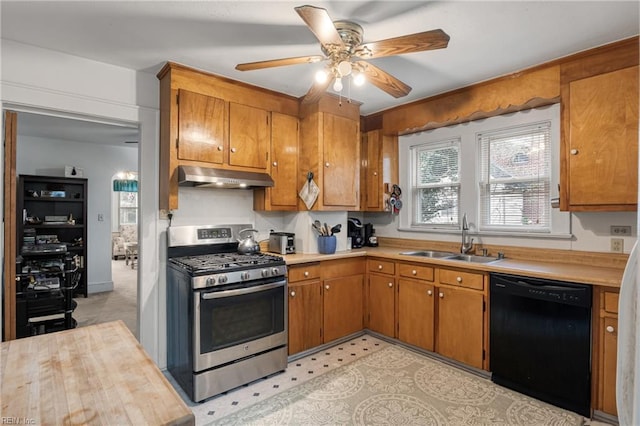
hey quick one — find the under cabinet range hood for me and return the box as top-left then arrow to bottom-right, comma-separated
178,165 -> 274,189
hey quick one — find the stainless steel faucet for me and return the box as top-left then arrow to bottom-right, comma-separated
461,213 -> 474,254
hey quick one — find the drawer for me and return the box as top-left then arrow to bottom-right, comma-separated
288,263 -> 321,282
439,268 -> 484,290
367,258 -> 395,275
603,291 -> 619,314
322,258 -> 365,280
398,263 -> 434,281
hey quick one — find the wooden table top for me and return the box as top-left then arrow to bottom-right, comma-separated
1,320 -> 194,426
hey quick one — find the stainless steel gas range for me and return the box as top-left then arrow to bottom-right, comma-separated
166,224 -> 287,402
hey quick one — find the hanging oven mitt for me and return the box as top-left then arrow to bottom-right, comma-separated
299,172 -> 319,210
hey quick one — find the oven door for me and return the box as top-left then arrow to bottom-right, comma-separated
193,278 -> 287,372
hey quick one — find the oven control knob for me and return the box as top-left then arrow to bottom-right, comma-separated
218,275 -> 228,284
261,269 -> 270,278
241,272 -> 250,280
206,277 -> 216,286
272,267 -> 280,275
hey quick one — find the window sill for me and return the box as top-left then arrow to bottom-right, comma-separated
397,226 -> 573,240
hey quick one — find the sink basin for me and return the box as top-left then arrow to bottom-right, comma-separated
445,254 -> 502,263
400,250 -> 457,258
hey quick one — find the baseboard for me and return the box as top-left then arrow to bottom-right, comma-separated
88,280 -> 114,294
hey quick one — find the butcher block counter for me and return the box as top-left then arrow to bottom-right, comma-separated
1,320 -> 194,426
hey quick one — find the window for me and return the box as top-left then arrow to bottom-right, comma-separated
398,104 -> 569,237
119,192 -> 138,225
478,122 -> 551,232
412,139 -> 460,227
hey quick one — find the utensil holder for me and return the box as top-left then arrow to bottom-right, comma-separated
317,235 -> 336,254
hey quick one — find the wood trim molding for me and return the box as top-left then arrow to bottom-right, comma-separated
3,110 -> 18,341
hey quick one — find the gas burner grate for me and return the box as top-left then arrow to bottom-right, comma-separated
170,252 -> 285,274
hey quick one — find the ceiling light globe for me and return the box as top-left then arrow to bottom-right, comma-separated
337,61 -> 352,77
315,69 -> 328,84
353,72 -> 366,86
333,77 -> 343,92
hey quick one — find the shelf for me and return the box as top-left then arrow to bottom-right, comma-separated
24,198 -> 85,203
25,224 -> 85,229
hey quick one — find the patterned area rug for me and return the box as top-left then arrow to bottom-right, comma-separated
210,344 -> 583,425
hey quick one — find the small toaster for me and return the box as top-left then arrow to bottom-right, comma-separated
268,232 -> 296,254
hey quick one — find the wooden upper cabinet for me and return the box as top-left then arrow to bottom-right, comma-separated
361,130 -> 399,211
177,89 -> 225,164
565,65 -> 639,210
322,113 -> 359,208
228,102 -> 270,170
255,112 -> 298,210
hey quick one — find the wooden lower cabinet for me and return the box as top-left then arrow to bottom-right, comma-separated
288,280 -> 322,355
368,273 -> 396,337
436,286 -> 485,369
398,279 -> 435,351
323,274 -> 363,342
597,288 -> 619,416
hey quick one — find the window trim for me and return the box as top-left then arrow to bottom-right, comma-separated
398,104 -> 570,238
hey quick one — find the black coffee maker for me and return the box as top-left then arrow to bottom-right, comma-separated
347,217 -> 364,249
364,223 -> 378,247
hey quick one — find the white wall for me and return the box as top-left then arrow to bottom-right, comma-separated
16,135 -> 138,293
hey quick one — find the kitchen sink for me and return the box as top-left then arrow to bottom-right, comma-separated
445,254 -> 502,263
400,250 -> 457,258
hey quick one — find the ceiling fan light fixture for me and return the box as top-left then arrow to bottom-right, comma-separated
315,69 -> 328,83
337,60 -> 352,77
353,72 -> 365,86
333,77 -> 343,92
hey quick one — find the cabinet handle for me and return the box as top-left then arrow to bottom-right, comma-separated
325,162 -> 330,168
570,149 -> 579,155
412,269 -> 417,275
388,282 -> 393,288
606,325 -> 615,333
456,276 -> 462,283
231,147 -> 237,153
272,161 -> 278,167
304,271 -> 309,277
378,264 -> 383,270
217,146 -> 223,151
325,284 -> 330,290
290,291 -> 296,297
427,290 -> 433,296
439,292 -> 444,298
373,172 -> 378,176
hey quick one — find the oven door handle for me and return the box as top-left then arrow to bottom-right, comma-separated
201,280 -> 286,299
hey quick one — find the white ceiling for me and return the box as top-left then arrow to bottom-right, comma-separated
2,1 -> 639,142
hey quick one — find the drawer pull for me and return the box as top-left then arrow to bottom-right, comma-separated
606,325 -> 615,333
378,265 -> 383,270
427,290 -> 433,296
231,147 -> 237,153
388,282 -> 393,288
439,292 -> 444,298
273,161 -> 278,167
217,146 -> 223,151
325,284 -> 330,290
290,291 -> 296,297
412,270 -> 417,275
456,276 -> 462,283
304,271 -> 309,277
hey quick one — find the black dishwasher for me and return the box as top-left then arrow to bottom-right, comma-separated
489,273 -> 592,417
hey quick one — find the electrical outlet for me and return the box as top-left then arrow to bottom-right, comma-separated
611,238 -> 624,253
611,225 -> 632,236
97,213 -> 104,222
160,209 -> 169,220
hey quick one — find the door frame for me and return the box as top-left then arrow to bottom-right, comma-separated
3,110 -> 18,340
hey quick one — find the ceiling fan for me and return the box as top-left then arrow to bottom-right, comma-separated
235,5 -> 450,104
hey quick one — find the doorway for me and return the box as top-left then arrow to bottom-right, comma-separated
10,109 -> 139,337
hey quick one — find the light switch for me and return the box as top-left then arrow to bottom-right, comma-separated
98,213 -> 104,222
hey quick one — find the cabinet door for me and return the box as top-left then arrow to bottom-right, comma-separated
368,273 -> 396,337
568,66 -> 638,208
177,89 -> 225,163
288,280 -> 322,355
322,114 -> 359,208
398,279 -> 435,351
269,112 -> 299,208
363,130 -> 381,210
437,287 -> 484,369
228,102 -> 270,170
323,275 -> 363,343
601,316 -> 618,415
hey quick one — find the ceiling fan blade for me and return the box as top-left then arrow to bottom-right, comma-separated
301,74 -> 335,105
236,55 -> 325,71
295,5 -> 345,50
358,61 -> 412,98
357,29 -> 450,59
